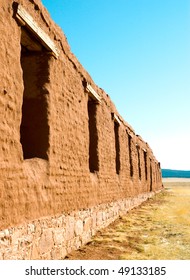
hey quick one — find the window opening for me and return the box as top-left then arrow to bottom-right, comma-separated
114,121 -> 120,174
20,27 -> 50,160
88,99 -> 99,172
150,159 -> 153,191
128,133 -> 133,177
143,150 -> 148,180
136,145 -> 141,180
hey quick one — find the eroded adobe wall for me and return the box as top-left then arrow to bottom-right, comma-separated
0,0 -> 163,258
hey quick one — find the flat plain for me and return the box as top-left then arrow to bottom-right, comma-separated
66,178 -> 190,260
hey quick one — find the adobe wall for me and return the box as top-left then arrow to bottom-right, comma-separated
0,0 -> 163,259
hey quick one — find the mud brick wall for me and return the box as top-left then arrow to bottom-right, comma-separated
0,0 -> 163,259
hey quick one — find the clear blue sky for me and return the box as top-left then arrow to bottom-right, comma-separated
42,0 -> 190,170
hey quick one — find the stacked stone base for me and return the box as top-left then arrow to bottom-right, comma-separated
0,191 -> 158,260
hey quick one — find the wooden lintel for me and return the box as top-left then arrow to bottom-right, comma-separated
112,113 -> 121,125
86,83 -> 101,103
143,148 -> 147,152
15,4 -> 59,58
126,129 -> 133,138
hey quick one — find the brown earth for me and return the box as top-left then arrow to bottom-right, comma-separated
65,179 -> 190,260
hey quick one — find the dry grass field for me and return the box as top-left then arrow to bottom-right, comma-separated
66,179 -> 190,260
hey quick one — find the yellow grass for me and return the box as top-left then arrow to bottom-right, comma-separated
67,180 -> 190,260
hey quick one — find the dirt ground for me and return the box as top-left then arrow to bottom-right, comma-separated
65,179 -> 190,260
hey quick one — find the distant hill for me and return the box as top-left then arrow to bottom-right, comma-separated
162,169 -> 190,178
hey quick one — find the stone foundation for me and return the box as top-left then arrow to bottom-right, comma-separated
0,191 -> 158,260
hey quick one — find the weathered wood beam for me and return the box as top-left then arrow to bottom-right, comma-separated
112,113 -> 121,125
85,82 -> 101,103
15,4 -> 59,58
